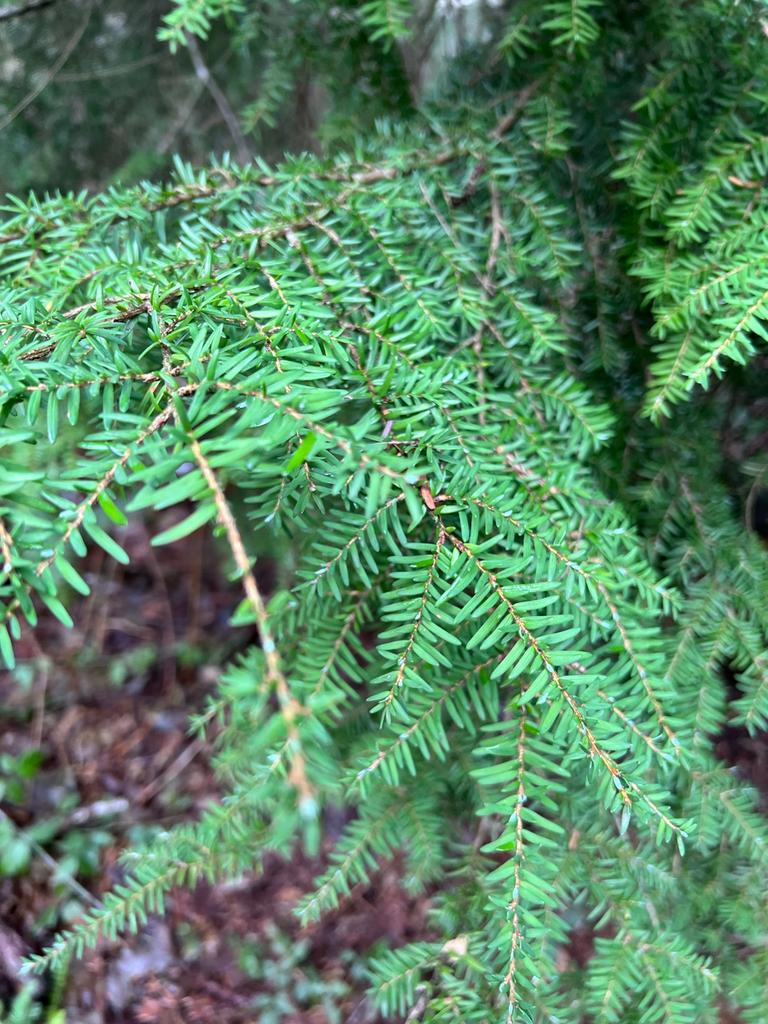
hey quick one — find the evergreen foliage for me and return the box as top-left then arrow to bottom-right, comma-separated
1,1 -> 768,1021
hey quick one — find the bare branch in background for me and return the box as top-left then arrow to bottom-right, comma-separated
57,52 -> 164,83
0,2 -> 91,133
183,30 -> 251,166
156,80 -> 205,155
0,0 -> 58,22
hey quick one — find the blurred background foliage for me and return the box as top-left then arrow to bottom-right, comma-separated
0,0 -> 507,196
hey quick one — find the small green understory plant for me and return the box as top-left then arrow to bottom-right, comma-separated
232,923 -> 350,1024
2,1 -> 768,1021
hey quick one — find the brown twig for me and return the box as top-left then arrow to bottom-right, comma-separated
0,517 -> 14,572
134,736 -> 206,806
32,657 -> 48,749
449,157 -> 486,208
447,81 -> 544,208
489,78 -> 544,141
484,183 -> 505,290
0,806 -> 102,908
57,52 -> 164,83
188,435 -> 314,811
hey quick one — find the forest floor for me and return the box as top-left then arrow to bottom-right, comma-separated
0,510 -> 767,1024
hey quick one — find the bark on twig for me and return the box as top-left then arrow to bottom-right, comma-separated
404,986 -> 429,1024
489,77 -> 544,141
188,436 -> 314,810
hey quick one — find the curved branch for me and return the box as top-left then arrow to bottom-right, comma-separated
0,0 -> 57,22
0,2 -> 91,133
183,29 -> 251,166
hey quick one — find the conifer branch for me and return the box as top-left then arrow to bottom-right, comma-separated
183,30 -> 251,166
356,655 -> 500,784
381,524 -> 446,712
692,286 -> 768,383
309,496 -> 405,593
188,436 -> 314,812
311,587 -> 374,698
297,803 -> 400,923
35,405 -> 175,578
597,583 -> 679,752
446,531 -> 631,795
502,713 -> 527,1023
2,403 -> 176,623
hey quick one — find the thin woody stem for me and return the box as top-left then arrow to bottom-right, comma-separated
446,530 -> 631,795
0,3 -> 90,133
504,712 -> 527,1024
0,517 -> 13,573
382,523 -> 446,711
356,654 -> 499,784
188,435 -> 314,810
